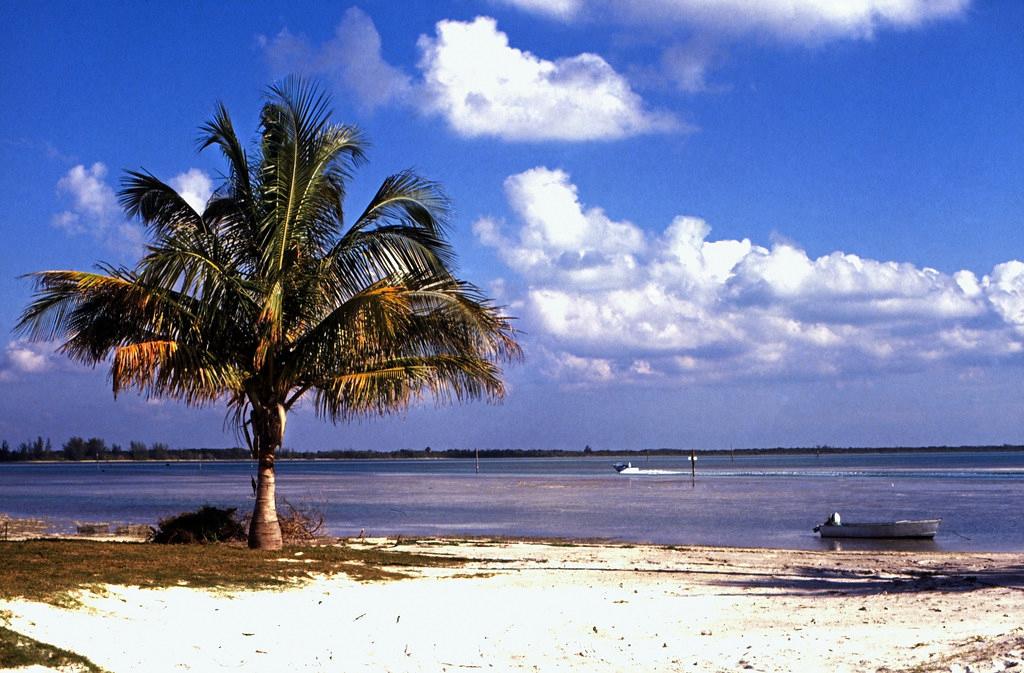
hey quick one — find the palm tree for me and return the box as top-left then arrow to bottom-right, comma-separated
16,79 -> 520,549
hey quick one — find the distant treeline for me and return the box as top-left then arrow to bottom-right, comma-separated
1,437 -> 1022,463
276,445 -> 1024,459
0,437 -> 251,462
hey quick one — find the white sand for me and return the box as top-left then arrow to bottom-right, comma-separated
2,539 -> 1022,672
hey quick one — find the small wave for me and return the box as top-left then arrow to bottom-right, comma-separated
702,469 -> 1024,480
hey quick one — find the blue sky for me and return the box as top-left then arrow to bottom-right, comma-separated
1,0 -> 1022,451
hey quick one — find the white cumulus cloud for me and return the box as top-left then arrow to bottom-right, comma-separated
658,39 -> 721,94
544,350 -> 616,383
260,7 -> 412,111
263,11 -> 679,142
57,163 -> 117,219
54,163 -> 143,255
0,341 -> 63,382
648,0 -> 969,41
6,341 -> 51,373
985,261 -> 1024,327
512,0 -> 970,43
476,167 -> 1024,385
503,0 -> 970,97
495,0 -> 583,21
170,168 -> 213,214
417,17 -> 679,141
53,163 -> 213,257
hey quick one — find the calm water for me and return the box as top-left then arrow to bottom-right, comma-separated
1,452 -> 1022,551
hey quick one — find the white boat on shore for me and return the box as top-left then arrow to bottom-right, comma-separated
813,512 -> 941,539
612,462 -> 685,476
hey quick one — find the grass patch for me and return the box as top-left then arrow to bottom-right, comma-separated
0,624 -> 106,671
0,539 -> 478,605
449,572 -> 498,580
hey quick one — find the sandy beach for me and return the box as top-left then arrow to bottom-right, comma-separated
1,537 -> 1022,673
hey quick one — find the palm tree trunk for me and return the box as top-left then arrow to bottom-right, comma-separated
248,402 -> 286,549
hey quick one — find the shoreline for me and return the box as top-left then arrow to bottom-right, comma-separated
1,536 -> 1022,672
1,512 -> 1020,555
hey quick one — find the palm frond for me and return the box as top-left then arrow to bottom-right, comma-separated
288,123 -> 366,249
198,103 -> 264,269
253,280 -> 284,369
112,339 -> 243,403
349,170 -> 450,238
404,280 -> 522,362
119,171 -> 207,237
283,281 -> 412,379
198,102 -> 253,202
16,269 -> 159,348
14,268 -> 251,386
112,340 -> 179,392
311,354 -> 506,422
328,225 -> 455,293
257,77 -> 366,276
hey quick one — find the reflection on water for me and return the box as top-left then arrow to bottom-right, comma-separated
0,451 -> 1022,551
815,538 -> 940,553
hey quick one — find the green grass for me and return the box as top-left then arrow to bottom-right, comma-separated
0,539 -> 476,605
0,624 -> 106,672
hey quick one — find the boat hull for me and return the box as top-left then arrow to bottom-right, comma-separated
613,462 -> 685,475
617,467 -> 684,475
816,519 -> 941,539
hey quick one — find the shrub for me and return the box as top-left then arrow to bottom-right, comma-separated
278,499 -> 325,543
150,506 -> 246,544
239,499 -> 325,544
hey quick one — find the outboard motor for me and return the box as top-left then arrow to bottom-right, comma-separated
813,511 -> 841,533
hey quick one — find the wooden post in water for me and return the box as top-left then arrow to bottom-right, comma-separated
475,447 -> 480,474
690,449 -> 696,487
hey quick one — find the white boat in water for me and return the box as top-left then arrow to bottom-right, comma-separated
813,512 -> 941,539
612,462 -> 685,476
